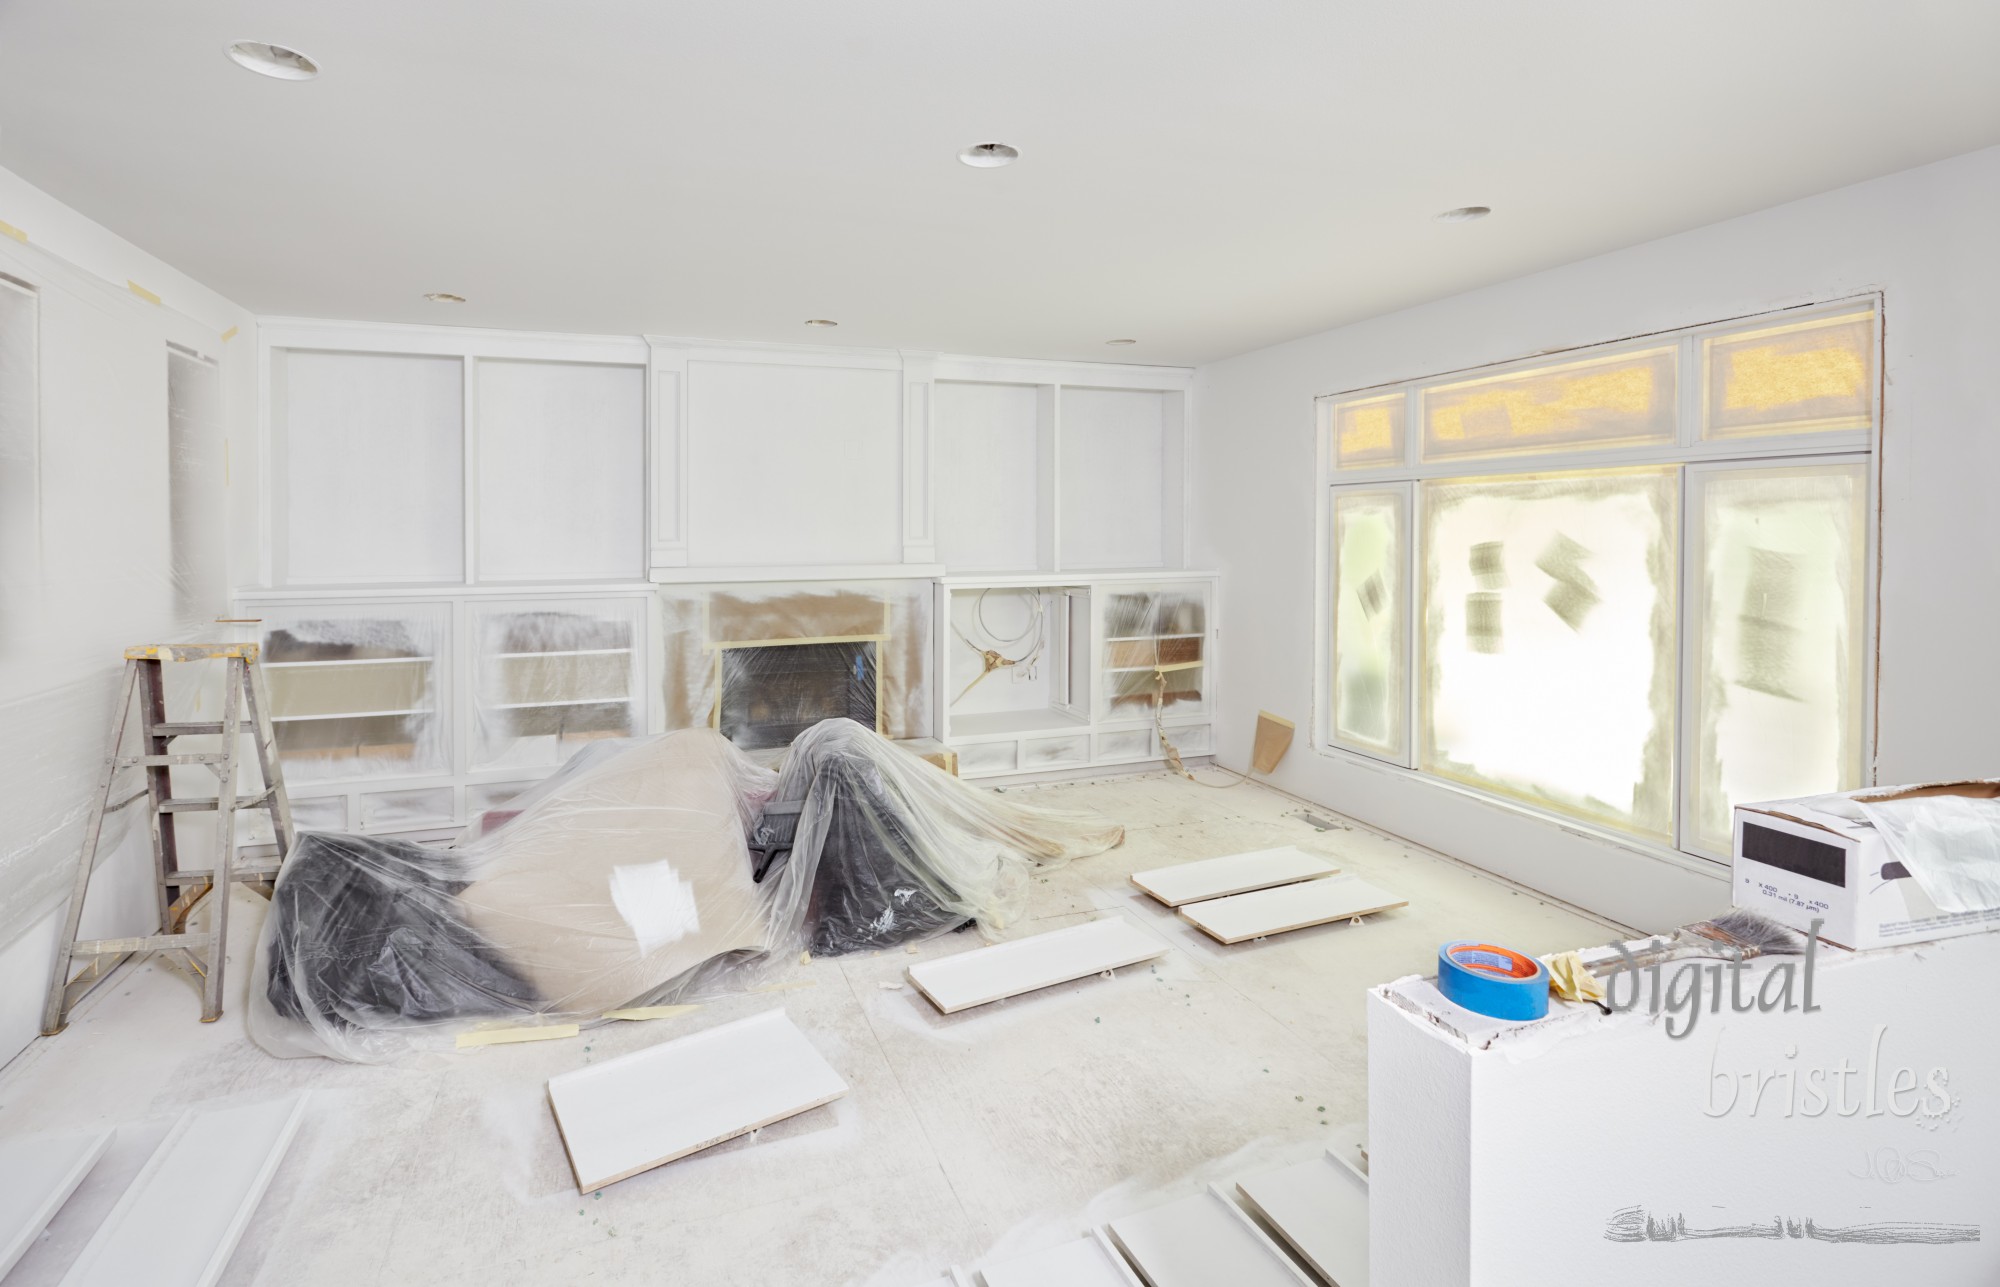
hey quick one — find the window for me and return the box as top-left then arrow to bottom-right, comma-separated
167,345 -> 223,621
1322,300 -> 1876,859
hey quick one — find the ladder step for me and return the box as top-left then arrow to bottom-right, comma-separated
152,721 -> 225,737
160,864 -> 282,884
117,753 -> 227,768
158,787 -> 276,813
73,933 -> 216,956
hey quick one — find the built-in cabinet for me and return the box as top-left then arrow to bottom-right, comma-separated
936,573 -> 1217,779
248,322 -> 1214,824
239,588 -> 656,838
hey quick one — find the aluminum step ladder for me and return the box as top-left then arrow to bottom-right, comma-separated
41,643 -> 295,1034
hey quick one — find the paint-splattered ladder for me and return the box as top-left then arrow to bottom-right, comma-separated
40,643 -> 295,1034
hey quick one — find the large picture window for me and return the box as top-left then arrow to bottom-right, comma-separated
1322,300 -> 1876,860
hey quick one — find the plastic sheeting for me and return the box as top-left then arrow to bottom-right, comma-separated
250,719 -> 1122,1061
0,237 -> 236,951
1854,792 -> 2000,916
1329,486 -> 1408,760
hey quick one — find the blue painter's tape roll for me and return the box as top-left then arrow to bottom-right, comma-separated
1437,941 -> 1550,1021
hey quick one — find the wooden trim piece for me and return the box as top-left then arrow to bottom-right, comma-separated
1105,1185 -> 1315,1287
1130,846 -> 1338,908
0,1129 -> 114,1278
979,1229 -> 1146,1287
1178,877 -> 1408,945
546,1009 -> 847,1192
1235,1150 -> 1371,1287
59,1095 -> 308,1287
906,917 -> 1168,1014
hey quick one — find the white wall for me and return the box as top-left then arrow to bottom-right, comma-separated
0,164 -> 255,1066
1191,145 -> 2000,931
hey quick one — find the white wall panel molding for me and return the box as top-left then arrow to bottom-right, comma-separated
647,338 -> 689,568
261,317 -> 646,364
901,353 -> 937,563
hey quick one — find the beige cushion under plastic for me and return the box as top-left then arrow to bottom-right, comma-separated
456,731 -> 772,1014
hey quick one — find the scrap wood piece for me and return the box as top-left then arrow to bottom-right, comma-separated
546,1008 -> 847,1192
59,1095 -> 308,1287
1105,1184 -> 1315,1287
455,1022 -> 581,1048
1235,1148 -> 1371,1287
1178,876 -> 1408,945
1131,846 -> 1338,907
905,916 -> 1169,1014
0,1128 -> 114,1278
979,1229 -> 1145,1287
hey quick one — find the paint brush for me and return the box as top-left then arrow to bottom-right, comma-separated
1583,908 -> 1804,976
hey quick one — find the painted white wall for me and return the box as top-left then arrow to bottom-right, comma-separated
0,164 -> 254,1068
1191,145 -> 2000,931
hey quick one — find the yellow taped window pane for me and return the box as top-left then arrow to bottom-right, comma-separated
1688,462 -> 1868,854
1333,394 -> 1404,468
1422,347 -> 1677,462
1330,487 -> 1406,759
1703,309 -> 1875,439
1421,467 -> 1678,839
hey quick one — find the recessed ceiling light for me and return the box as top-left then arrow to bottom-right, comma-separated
1105,339 -> 1138,346
804,318 -> 838,328
225,41 -> 319,80
1436,205 -> 1492,223
958,142 -> 1020,169
423,292 -> 466,304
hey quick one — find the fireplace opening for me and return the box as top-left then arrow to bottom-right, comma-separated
719,641 -> 879,750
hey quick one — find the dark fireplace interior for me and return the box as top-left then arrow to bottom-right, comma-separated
719,641 -> 878,750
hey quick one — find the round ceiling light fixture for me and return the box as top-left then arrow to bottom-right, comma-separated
1435,205 -> 1492,223
958,142 -> 1020,168
804,318 -> 838,328
423,292 -> 466,304
225,41 -> 320,80
1105,338 -> 1138,346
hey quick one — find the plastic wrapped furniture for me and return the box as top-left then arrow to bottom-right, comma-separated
251,721 -> 1123,1061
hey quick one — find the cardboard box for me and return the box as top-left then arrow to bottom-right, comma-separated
1733,780 -> 2000,950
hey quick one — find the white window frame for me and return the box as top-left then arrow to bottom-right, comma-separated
1313,296 -> 1881,867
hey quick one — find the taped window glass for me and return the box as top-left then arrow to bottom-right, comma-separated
1420,466 -> 1678,840
1703,307 -> 1875,439
1329,486 -> 1406,760
1421,346 -> 1677,462
1687,462 -> 1868,854
1332,393 -> 1404,469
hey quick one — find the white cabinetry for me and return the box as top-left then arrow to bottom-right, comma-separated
937,573 -> 1216,779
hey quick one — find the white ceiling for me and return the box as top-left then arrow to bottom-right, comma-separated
3,1 -> 1997,366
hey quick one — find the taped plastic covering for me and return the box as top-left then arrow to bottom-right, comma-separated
249,719 -> 1122,1061
470,599 -> 646,771
657,580 -> 932,747
0,241 -> 235,951
1853,792 -> 2000,916
1099,586 -> 1207,720
259,606 -> 451,783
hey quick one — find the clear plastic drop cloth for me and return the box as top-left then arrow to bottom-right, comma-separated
250,719 -> 1123,1062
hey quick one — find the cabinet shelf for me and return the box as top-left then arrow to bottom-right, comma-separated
263,656 -> 434,669
482,696 -> 633,711
273,708 -> 433,722
491,648 -> 631,659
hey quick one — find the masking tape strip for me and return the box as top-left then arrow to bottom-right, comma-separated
127,280 -> 162,306
0,219 -> 25,243
749,979 -> 816,995
220,325 -> 239,343
455,1023 -> 581,1048
601,1004 -> 702,1022
1436,940 -> 1549,1021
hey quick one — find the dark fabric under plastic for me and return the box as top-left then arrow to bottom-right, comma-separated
264,831 -> 539,1029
